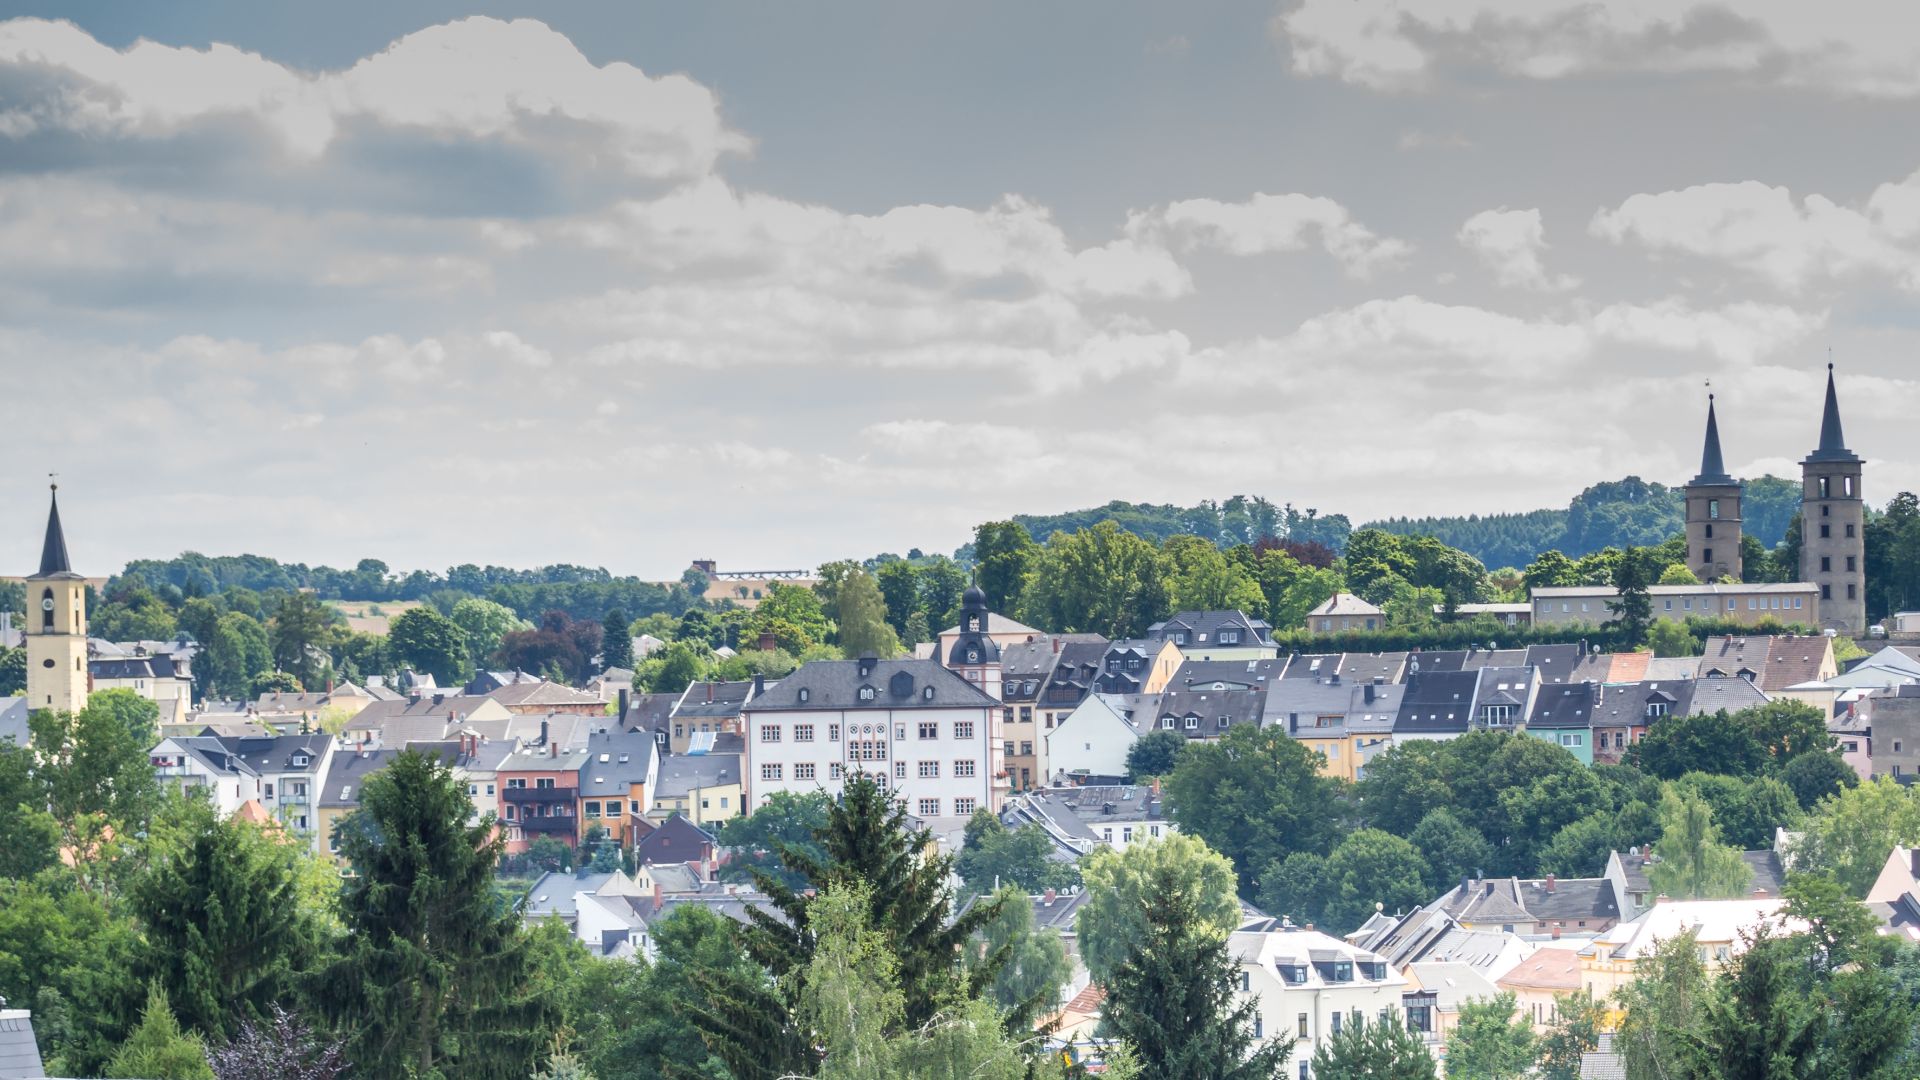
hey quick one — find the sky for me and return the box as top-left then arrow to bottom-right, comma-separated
2,1 -> 1919,578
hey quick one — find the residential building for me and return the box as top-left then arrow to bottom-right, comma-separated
1094,638 -> 1183,695
1866,684 -> 1920,780
1391,669 -> 1481,742
1230,923 -> 1410,1073
484,679 -> 606,716
1472,665 -> 1538,733
497,742 -> 591,853
1402,961 -> 1502,1053
250,683 -> 377,730
623,690 -> 680,752
1346,681 -> 1403,780
1147,610 -> 1278,659
999,786 -> 1174,856
1576,898 -> 1802,998
522,869 -> 654,957
24,486 -> 88,716
1305,593 -> 1384,634
633,813 -> 718,868
405,734 -> 512,822
1000,638 -> 1055,792
229,733 -> 334,836
1418,874 -> 1621,937
1530,583 -> 1820,629
316,748 -> 399,863
576,727 -> 660,846
1267,672 -> 1366,779
89,648 -> 194,726
1684,394 -> 1743,581
1497,947 -> 1585,1029
1449,602 -> 1532,627
1865,846 -> 1920,941
1526,681 -> 1595,764
1045,694 -> 1144,784
149,735 -> 265,814
740,656 -> 1003,830
1153,686 -> 1265,740
341,693 -> 512,748
669,680 -> 753,753
650,747 -> 743,826
1604,843 -> 1788,921
1802,365 -> 1867,633
1697,634 -> 1836,692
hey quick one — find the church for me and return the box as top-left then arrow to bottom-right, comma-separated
1682,364 -> 1866,634
23,485 -> 91,714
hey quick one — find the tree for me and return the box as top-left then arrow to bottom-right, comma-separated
901,610 -> 931,647
954,811 -> 1081,897
1126,729 -> 1187,781
1018,522 -> 1169,638
1533,993 -> 1601,1080
0,644 -> 25,696
557,905 -> 746,1080
646,642 -> 706,695
873,560 -> 922,639
0,875 -> 144,1074
599,608 -> 634,670
1633,710 -> 1766,779
1100,842 -> 1293,1080
973,521 -> 1039,615
1646,787 -> 1752,900
314,751 -> 551,1077
1077,833 -> 1240,986
107,983 -> 214,1080
131,799 -> 314,1042
1255,851 -> 1328,928
527,835 -> 572,874
1161,535 -> 1264,614
1657,563 -> 1701,585
833,570 -> 900,659
1164,723 -> 1340,895
966,885 -> 1073,1013
1613,930 -> 1712,1080
1605,546 -> 1661,647
1783,749 -> 1857,810
268,591 -> 336,689
1645,618 -> 1697,658
1673,772 -> 1799,850
386,606 -> 472,687
200,614 -> 273,700
206,1007 -> 348,1080
249,670 -> 302,695
1523,550 -> 1579,590
1310,1014 -> 1436,1080
1695,928 -> 1824,1079
1445,993 -> 1535,1080
30,689 -> 163,830
450,597 -> 529,668
713,791 -> 831,892
1318,829 -> 1431,934
1788,776 -> 1920,896
1408,808 -> 1494,895
749,583 -> 831,654
1743,700 -> 1833,768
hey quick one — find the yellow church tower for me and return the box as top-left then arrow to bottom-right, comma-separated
25,485 -> 89,715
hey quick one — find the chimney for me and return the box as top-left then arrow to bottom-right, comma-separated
432,693 -> 445,706
1545,874 -> 1556,893
1551,926 -> 1561,940
539,719 -> 549,746
1053,638 -> 1063,655
1910,848 -> 1920,879
1364,684 -> 1375,704
1329,672 -> 1341,686
550,740 -> 558,758
705,682 -> 715,703
1043,888 -> 1057,904
757,631 -> 777,652
752,673 -> 765,699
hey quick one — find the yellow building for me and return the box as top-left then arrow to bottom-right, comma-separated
1575,898 -> 1800,999
649,751 -> 744,827
24,486 -> 89,716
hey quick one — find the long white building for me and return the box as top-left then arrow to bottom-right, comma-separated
1232,922 -> 1414,1078
739,657 -> 1004,830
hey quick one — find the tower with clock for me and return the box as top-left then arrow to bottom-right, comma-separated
25,484 -> 89,715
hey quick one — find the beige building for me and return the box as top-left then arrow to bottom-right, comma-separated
1305,593 -> 1384,634
1497,947 -> 1584,1029
1530,583 -> 1819,629
1576,898 -> 1801,999
1800,366 -> 1867,634
1683,395 -> 1743,581
23,487 -> 89,717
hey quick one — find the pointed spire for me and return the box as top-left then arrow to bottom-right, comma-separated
1690,394 -> 1735,486
1805,362 -> 1860,463
35,483 -> 72,578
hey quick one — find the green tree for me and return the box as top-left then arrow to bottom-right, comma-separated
646,642 -> 706,695
1445,992 -> 1535,1080
1788,776 -> 1920,896
450,598 -> 530,668
749,583 -> 831,653
1318,829 -> 1431,934
1782,749 -> 1857,810
1408,808 -> 1494,895
1164,723 -> 1340,895
1125,729 -> 1187,781
915,557 -> 968,631
873,560 -> 922,639
713,791 -> 831,893
1019,522 -> 1169,637
1657,563 -> 1701,585
1523,550 -> 1580,590
1534,993 -> 1601,1080
1343,529 -> 1415,604
386,606 -> 472,687
30,689 -> 163,831
268,592 -> 337,689
901,610 -> 931,647
1646,787 -> 1752,900
1605,546 -> 1661,647
1254,851 -> 1327,928
833,570 -> 900,659
966,884 -> 1073,1013
1252,549 -> 1342,630
203,614 -> 273,700
0,644 -> 26,696
1161,535 -> 1265,614
560,905 -> 746,1080
0,875 -> 143,1073
1743,700 -> 1833,768
1645,618 -> 1697,658
1633,710 -> 1766,780
973,521 -> 1039,615
1310,1014 -> 1436,1080
1100,843 -> 1293,1080
106,983 -> 213,1080
131,799 -> 314,1042
954,811 -> 1081,897
1674,772 -> 1799,850
599,608 -> 634,670
314,751 -> 551,1078
1613,930 -> 1712,1080
1077,833 -> 1240,986
250,670 -> 302,695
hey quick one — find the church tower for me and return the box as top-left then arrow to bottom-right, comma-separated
1684,395 -> 1742,582
25,485 -> 89,715
1801,364 -> 1866,634
945,585 -> 1003,699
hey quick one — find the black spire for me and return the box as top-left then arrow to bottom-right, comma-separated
1690,395 -> 1735,486
36,485 -> 72,578
1804,362 -> 1861,463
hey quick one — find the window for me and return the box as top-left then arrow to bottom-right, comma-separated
1822,556 -> 1832,572
507,778 -> 527,789
1184,715 -> 1199,730
795,762 -> 816,781
858,686 -> 876,702
1847,555 -> 1858,571
798,688 -> 810,703
829,724 -> 840,742
1849,584 -> 1858,599
1331,1013 -> 1342,1034
795,724 -> 814,742
918,760 -> 940,778
761,764 -> 783,782
760,725 -> 781,743
1846,523 -> 1857,538
585,800 -> 601,817
1122,826 -> 1133,843
1560,733 -> 1583,747
1821,523 -> 1831,538
1019,706 -> 1032,722
954,797 -> 977,816
1253,1016 -> 1262,1039
955,721 -> 974,740
1709,498 -> 1720,519
1219,630 -> 1241,645
894,761 -> 907,779
1702,548 -> 1712,565
954,759 -> 976,777
1823,584 -> 1832,599
535,778 -> 555,789
830,762 -> 846,780
1820,476 -> 1831,498
919,721 -> 939,739
1020,741 -> 1034,755
918,798 -> 940,817
486,783 -> 495,796
896,725 -> 906,741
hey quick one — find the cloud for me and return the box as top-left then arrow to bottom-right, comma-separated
0,16 -> 745,178
1590,172 -> 1920,292
1273,0 -> 1920,96
1457,207 -> 1578,291
1128,192 -> 1411,277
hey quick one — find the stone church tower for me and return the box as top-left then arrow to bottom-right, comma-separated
25,485 -> 89,715
1801,365 -> 1866,633
1684,396 -> 1742,582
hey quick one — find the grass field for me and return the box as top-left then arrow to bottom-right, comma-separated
325,598 -> 425,636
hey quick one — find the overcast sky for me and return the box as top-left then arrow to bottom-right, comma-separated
2,2 -> 1918,578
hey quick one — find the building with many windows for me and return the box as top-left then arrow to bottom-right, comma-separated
1231,922 -> 1410,1078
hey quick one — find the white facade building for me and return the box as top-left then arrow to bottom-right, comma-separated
1232,924 -> 1413,1078
150,735 -> 266,815
740,657 -> 1003,829
1045,694 -> 1142,782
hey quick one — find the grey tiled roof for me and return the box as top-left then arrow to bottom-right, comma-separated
319,749 -> 399,808
1394,671 -> 1479,733
1530,682 -> 1596,730
0,697 -> 27,747
653,752 -> 742,800
0,1010 -> 45,1078
742,659 -> 997,712
577,728 -> 658,798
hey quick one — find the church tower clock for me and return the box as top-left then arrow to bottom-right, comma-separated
25,485 -> 89,715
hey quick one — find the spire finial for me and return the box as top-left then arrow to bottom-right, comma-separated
1691,393 -> 1733,487
1806,358 -> 1858,462
35,483 -> 72,578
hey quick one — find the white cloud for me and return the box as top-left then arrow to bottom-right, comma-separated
1127,192 -> 1411,278
1590,172 -> 1920,292
1274,0 -> 1920,96
0,17 -> 745,177
1457,207 -> 1578,291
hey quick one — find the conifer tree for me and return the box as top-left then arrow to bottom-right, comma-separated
106,982 -> 214,1080
131,797 -> 315,1042
312,750 -> 551,1078
600,608 -> 634,670
1309,1014 -> 1436,1080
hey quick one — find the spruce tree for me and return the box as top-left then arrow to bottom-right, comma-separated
132,797 -> 314,1043
600,608 -> 634,670
1309,1015 -> 1436,1080
1102,864 -> 1291,1080
106,982 -> 214,1080
312,750 -> 550,1078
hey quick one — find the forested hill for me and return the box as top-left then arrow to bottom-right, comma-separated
1007,476 -> 1803,571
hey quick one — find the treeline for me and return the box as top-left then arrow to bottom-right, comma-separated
1003,496 -> 1353,553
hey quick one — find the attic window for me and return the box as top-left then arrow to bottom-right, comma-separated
923,687 -> 934,701
292,754 -> 309,767
798,688 -> 810,703
858,686 -> 876,702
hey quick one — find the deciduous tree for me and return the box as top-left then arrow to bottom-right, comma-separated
1164,723 -> 1340,894
1445,992 -> 1535,1080
1077,833 -> 1239,985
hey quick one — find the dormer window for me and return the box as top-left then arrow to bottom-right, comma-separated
798,688 -> 811,704
1218,630 -> 1240,645
858,686 -> 876,702
292,754 -> 309,768
923,686 -> 934,701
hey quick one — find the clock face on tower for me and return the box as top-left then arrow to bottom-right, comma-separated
41,597 -> 53,611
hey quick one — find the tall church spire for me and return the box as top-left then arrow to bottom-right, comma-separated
35,484 -> 71,578
1692,395 -> 1734,486
1805,363 -> 1860,463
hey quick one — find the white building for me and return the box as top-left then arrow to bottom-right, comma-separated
1045,694 -> 1143,783
739,657 -> 1003,830
150,735 -> 266,814
228,733 -> 334,836
1232,923 -> 1413,1077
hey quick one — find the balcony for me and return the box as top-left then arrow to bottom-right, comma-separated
502,786 -> 577,807
277,792 -> 310,807
516,813 -> 578,835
